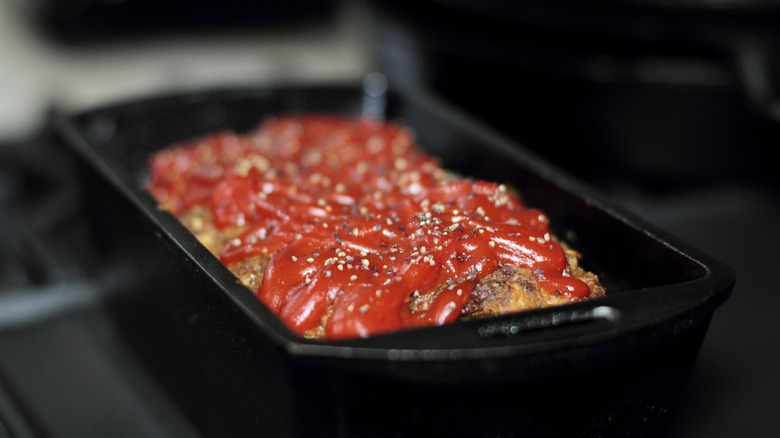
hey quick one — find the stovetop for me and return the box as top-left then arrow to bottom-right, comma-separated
0,130 -> 202,437
2,115 -> 779,438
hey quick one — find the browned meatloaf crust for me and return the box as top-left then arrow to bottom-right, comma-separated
153,116 -> 607,339
179,205 -> 606,336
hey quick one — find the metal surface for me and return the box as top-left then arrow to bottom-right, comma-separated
366,0 -> 780,190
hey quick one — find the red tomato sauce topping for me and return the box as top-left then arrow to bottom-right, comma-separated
147,116 -> 590,339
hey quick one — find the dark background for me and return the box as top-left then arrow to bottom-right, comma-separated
1,1 -> 778,436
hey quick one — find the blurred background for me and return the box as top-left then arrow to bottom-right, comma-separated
1,0 -> 778,436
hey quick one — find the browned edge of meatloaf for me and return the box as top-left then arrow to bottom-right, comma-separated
177,206 -> 606,338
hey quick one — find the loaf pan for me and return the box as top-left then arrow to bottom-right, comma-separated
54,82 -> 734,438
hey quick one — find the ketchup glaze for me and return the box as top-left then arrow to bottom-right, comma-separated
147,116 -> 592,339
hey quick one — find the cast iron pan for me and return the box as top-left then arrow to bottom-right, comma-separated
54,80 -> 733,437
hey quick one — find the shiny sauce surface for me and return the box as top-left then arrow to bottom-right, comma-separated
147,116 -> 590,339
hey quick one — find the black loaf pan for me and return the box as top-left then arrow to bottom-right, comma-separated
54,82 -> 733,438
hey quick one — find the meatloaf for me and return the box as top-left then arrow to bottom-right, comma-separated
147,115 -> 606,340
